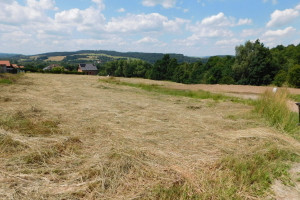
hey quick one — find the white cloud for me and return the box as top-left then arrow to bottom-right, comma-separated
216,38 -> 243,46
54,7 -> 105,32
201,12 -> 228,26
187,13 -> 251,39
27,0 -> 57,10
267,5 -> 300,27
142,0 -> 176,8
263,0 -> 278,5
190,26 -> 233,38
0,0 -> 50,24
136,37 -> 159,44
117,8 -> 125,12
263,26 -> 296,37
105,13 -> 186,33
201,12 -> 252,27
237,18 -> 252,26
92,0 -> 105,10
241,29 -> 261,37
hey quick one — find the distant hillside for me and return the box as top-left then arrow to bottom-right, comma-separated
32,50 -> 201,64
0,53 -> 21,58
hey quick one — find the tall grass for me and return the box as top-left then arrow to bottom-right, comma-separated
153,144 -> 299,199
289,94 -> 300,102
254,90 -> 299,138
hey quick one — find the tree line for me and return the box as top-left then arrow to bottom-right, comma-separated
99,40 -> 300,88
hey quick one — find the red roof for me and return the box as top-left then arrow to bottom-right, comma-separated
0,60 -> 11,66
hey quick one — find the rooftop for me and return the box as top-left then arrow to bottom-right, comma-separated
79,63 -> 98,71
0,60 -> 11,66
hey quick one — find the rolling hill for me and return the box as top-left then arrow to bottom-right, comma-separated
8,50 -> 202,64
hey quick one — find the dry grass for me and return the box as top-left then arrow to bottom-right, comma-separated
0,133 -> 27,154
0,73 -> 299,199
0,109 -> 63,136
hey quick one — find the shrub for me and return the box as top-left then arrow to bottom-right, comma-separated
287,64 -> 300,88
273,70 -> 287,87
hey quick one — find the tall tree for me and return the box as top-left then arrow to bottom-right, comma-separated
233,40 -> 278,85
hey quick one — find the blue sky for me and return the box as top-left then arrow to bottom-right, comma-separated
0,0 -> 299,57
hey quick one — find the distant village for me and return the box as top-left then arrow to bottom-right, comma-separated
0,60 -> 98,75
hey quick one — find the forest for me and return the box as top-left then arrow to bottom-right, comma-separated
99,40 -> 300,88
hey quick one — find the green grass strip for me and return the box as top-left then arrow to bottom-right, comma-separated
0,79 -> 13,84
289,94 -> 300,102
99,78 -> 251,104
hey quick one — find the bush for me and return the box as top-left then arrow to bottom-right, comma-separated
273,70 -> 287,87
287,64 -> 300,88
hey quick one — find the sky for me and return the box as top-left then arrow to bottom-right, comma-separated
0,0 -> 300,57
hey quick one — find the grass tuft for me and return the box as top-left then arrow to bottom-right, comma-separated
254,90 -> 299,137
152,144 -> 299,199
0,110 -> 62,136
0,134 -> 27,154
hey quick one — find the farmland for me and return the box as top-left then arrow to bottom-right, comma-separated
0,73 -> 300,199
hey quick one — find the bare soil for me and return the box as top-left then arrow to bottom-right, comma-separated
0,74 -> 299,199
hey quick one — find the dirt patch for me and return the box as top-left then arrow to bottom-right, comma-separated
272,163 -> 300,200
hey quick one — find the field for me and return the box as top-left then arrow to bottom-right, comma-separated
46,56 -> 66,62
0,73 -> 300,199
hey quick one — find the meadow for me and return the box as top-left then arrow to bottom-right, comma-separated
0,73 -> 299,199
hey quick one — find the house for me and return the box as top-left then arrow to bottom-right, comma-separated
43,64 -> 60,71
0,60 -> 11,73
12,64 -> 25,73
78,63 -> 98,75
0,61 -> 25,73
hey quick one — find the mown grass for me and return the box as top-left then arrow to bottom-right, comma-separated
254,90 -> 299,139
23,136 -> 82,165
153,144 -> 299,199
99,77 -> 251,104
0,110 -> 62,136
101,78 -> 299,138
0,134 -> 27,154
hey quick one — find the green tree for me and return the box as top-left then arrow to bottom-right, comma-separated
149,54 -> 178,80
273,70 -> 287,87
51,66 -> 65,73
287,64 -> 300,88
233,40 -> 278,85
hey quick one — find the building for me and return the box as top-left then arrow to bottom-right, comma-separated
78,63 -> 98,75
43,64 -> 60,71
0,61 -> 24,73
0,60 -> 11,73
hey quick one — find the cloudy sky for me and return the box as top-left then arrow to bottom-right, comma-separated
0,0 -> 300,57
